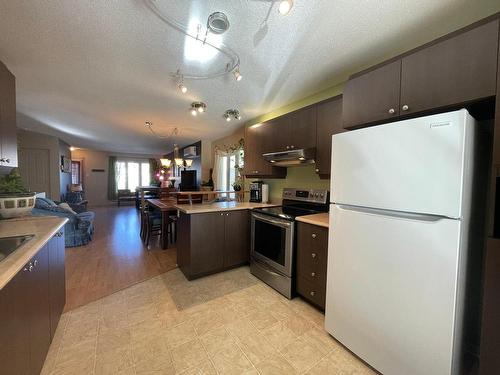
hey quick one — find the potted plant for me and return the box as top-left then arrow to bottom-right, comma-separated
0,168 -> 36,219
232,179 -> 242,191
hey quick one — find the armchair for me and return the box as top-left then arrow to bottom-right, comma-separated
63,191 -> 88,213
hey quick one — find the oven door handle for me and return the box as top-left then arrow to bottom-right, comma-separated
252,212 -> 292,227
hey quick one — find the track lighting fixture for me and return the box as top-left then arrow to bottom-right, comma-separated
190,102 -> 207,116
233,68 -> 243,81
278,0 -> 293,15
224,109 -> 241,122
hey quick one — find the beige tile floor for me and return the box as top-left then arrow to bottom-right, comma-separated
42,267 -> 376,375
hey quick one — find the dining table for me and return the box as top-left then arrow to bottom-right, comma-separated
146,198 -> 178,249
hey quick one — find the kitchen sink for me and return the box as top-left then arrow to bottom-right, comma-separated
0,234 -> 35,263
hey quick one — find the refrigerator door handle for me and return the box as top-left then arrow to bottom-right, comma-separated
335,204 -> 456,222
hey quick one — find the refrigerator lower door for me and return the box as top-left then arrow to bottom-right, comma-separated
325,204 -> 464,375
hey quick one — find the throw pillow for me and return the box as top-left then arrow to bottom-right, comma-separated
58,202 -> 77,215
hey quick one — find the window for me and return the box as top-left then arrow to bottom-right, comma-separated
220,149 -> 243,192
115,160 -> 150,191
71,161 -> 81,184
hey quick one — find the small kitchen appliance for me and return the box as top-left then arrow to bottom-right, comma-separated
251,188 -> 329,298
249,181 -> 263,202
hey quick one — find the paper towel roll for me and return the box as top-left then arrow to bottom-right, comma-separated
262,184 -> 269,203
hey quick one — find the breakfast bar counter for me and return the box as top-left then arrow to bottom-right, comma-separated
174,201 -> 277,214
176,201 -> 277,280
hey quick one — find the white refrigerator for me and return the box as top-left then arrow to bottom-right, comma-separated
325,109 -> 484,375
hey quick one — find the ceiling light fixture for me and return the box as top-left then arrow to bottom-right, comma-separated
224,109 -> 242,122
191,102 -> 207,116
278,0 -> 293,15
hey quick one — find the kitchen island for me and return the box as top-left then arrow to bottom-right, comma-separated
0,216 -> 67,374
176,201 -> 277,280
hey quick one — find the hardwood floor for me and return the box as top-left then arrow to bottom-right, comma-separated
64,205 -> 177,311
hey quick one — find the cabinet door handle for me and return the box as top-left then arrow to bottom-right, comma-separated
311,233 -> 317,239
226,213 -> 229,216
402,104 -> 409,111
311,272 -> 316,277
310,291 -> 316,296
220,213 -> 224,216
290,145 -> 294,149
311,253 -> 317,258
388,108 -> 395,114
33,259 -> 38,267
315,168 -> 319,173
286,146 -> 290,150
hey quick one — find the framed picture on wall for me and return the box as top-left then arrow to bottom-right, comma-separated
61,156 -> 71,173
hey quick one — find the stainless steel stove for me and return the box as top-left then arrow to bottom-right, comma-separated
250,188 -> 329,298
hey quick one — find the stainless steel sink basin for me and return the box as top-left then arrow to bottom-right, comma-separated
0,235 -> 34,262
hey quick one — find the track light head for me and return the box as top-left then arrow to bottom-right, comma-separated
190,108 -> 197,116
178,83 -> 187,94
278,0 -> 293,15
233,68 -> 242,82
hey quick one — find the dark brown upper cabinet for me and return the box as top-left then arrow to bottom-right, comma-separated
289,105 -> 317,150
315,96 -> 343,177
400,19 -> 499,116
343,18 -> 500,129
244,122 -> 286,178
0,61 -> 18,168
342,60 -> 401,129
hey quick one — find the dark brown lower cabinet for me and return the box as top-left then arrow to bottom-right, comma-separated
296,222 -> 328,309
177,210 -> 250,280
48,229 -> 66,340
0,270 -> 30,375
0,230 -> 66,375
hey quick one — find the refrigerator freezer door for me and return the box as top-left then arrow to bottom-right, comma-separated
325,205 -> 463,375
330,109 -> 474,218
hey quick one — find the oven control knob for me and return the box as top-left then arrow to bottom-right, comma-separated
311,253 -> 317,258
320,193 -> 324,198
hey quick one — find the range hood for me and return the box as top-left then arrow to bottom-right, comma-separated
262,148 -> 316,167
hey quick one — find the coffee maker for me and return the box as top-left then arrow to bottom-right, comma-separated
249,181 -> 263,202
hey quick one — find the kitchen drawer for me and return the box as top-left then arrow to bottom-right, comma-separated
297,223 -> 328,278
296,276 -> 326,309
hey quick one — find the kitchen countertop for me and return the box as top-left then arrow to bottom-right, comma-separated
175,201 -> 278,214
296,212 -> 329,228
0,216 -> 67,290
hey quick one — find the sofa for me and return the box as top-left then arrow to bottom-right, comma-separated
32,197 -> 95,247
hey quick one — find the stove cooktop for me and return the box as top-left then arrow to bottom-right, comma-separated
253,205 -> 323,221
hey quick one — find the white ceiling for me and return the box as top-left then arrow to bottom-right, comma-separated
0,0 -> 499,155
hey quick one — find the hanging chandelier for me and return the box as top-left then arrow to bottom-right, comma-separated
145,122 -> 192,168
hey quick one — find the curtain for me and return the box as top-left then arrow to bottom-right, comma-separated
213,149 -> 228,191
107,156 -> 117,200
149,158 -> 158,186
